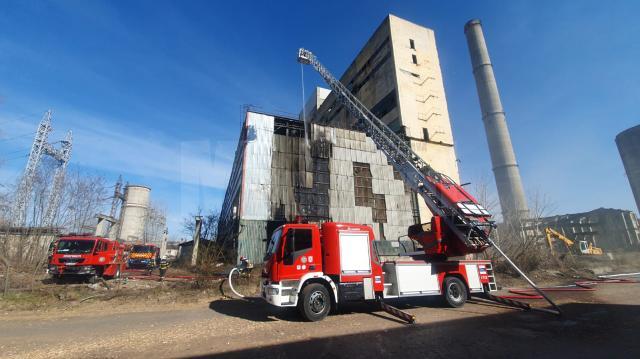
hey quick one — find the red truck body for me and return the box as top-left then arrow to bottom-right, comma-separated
261,222 -> 497,321
48,235 -> 126,281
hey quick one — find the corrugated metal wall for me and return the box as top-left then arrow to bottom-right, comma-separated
240,113 -> 274,221
237,219 -> 268,263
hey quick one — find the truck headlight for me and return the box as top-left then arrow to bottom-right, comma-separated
267,287 -> 279,295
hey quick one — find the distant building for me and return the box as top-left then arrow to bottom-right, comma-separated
217,110 -> 418,262
538,208 -> 640,251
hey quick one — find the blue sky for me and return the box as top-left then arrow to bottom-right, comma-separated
1,1 -> 639,237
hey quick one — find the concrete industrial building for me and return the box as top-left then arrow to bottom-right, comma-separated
217,110 -> 419,262
616,125 -> 640,215
464,19 -> 528,222
310,15 -> 460,223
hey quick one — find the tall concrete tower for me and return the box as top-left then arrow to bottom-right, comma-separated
464,19 -> 529,222
616,124 -> 640,215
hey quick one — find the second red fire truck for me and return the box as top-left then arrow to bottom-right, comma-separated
48,235 -> 126,283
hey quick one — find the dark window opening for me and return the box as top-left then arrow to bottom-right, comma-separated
274,117 -> 305,137
412,54 -> 418,65
392,169 -> 403,181
353,162 -> 387,223
423,128 -> 429,141
409,39 -> 415,49
378,222 -> 386,240
354,162 -> 373,207
370,90 -> 397,120
373,194 -> 387,223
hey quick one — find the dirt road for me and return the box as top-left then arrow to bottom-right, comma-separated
1,281 -> 639,358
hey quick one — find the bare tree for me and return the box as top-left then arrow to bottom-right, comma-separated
0,166 -> 109,274
144,201 -> 167,245
487,188 -> 558,273
182,208 -> 219,242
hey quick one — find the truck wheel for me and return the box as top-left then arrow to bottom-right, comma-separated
298,283 -> 331,322
112,266 -> 121,279
443,276 -> 467,308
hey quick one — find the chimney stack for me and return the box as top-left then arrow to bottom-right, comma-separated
464,19 -> 529,222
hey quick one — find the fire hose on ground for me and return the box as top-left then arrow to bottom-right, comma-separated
227,267 -> 245,298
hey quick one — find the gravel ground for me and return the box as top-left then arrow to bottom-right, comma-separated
1,277 -> 639,358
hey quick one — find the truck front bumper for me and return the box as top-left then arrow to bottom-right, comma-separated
261,280 -> 296,307
48,265 -> 96,275
128,259 -> 154,269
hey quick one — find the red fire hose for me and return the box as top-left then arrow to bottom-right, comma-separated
497,277 -> 637,300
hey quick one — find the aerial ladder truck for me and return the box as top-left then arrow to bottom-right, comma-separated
258,49 -> 560,322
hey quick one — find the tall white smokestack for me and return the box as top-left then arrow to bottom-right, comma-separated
464,19 -> 528,221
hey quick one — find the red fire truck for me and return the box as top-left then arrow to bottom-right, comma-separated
261,221 -> 496,321
257,49 -> 519,322
48,235 -> 126,282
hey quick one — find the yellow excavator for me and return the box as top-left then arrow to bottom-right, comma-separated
545,227 -> 603,256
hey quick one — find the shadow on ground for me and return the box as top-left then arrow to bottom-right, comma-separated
208,295 -> 445,323
196,301 -> 640,358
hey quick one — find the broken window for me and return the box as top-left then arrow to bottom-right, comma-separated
353,162 -> 387,223
354,162 -> 374,207
274,117 -> 305,137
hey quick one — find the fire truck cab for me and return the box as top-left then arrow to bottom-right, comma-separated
261,222 -> 497,321
127,244 -> 160,270
48,235 -> 126,282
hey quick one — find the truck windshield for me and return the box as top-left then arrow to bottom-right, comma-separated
264,228 -> 282,261
56,240 -> 96,254
132,245 -> 155,253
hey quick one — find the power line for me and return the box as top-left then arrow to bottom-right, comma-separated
0,132 -> 36,142
0,148 -> 31,157
1,153 -> 29,162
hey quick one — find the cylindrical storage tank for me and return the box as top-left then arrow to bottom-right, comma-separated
616,125 -> 640,215
118,185 -> 150,243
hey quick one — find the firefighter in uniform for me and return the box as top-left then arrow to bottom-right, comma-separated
159,256 -> 169,280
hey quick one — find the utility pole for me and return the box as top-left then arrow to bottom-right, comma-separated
191,216 -> 202,267
160,227 -> 168,258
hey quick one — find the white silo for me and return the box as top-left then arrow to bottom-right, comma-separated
118,185 -> 150,243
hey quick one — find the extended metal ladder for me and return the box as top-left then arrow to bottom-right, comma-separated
298,48 -> 561,316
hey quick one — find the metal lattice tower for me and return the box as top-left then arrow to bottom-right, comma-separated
11,110 -> 73,227
109,175 -> 124,219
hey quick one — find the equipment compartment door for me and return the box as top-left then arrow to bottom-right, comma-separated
396,263 -> 440,296
339,232 -> 371,275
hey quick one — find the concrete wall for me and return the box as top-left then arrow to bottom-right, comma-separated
311,14 -> 460,223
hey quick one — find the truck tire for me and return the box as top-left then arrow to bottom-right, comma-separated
298,283 -> 331,322
443,276 -> 467,308
110,266 -> 121,279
